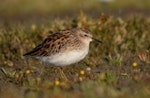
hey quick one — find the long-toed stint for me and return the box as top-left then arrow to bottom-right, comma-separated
24,28 -> 102,80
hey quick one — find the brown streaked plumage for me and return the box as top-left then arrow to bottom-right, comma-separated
24,28 -> 101,66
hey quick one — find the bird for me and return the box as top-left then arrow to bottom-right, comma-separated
23,28 -> 101,80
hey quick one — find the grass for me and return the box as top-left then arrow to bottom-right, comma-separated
0,13 -> 150,98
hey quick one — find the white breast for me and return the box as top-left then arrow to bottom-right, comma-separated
38,45 -> 89,66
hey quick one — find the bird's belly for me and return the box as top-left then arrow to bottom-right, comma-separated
38,49 -> 89,66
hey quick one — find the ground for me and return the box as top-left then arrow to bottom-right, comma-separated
0,0 -> 150,98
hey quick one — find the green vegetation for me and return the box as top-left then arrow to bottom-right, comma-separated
0,0 -> 150,98
0,13 -> 149,98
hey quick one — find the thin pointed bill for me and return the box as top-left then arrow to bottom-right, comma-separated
92,37 -> 102,43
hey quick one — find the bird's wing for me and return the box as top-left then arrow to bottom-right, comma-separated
23,32 -> 71,57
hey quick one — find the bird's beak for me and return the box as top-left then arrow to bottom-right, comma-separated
92,37 -> 102,43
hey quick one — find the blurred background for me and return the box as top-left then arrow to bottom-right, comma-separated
0,0 -> 150,23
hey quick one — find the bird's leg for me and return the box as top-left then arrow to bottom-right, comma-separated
58,67 -> 68,81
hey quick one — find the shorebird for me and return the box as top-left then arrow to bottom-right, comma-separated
24,28 -> 101,80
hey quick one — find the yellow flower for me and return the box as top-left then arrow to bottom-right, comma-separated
26,69 -> 31,74
80,70 -> 85,75
132,62 -> 137,67
54,80 -> 60,86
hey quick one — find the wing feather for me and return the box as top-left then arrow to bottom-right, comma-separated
23,31 -> 71,57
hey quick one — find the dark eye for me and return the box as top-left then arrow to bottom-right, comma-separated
84,34 -> 88,37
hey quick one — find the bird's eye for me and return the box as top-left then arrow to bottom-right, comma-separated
84,34 -> 88,37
